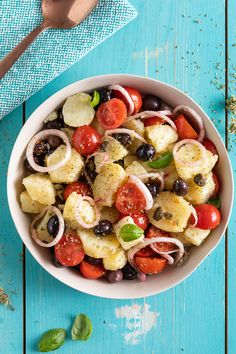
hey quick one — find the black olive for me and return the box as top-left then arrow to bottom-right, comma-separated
85,158 -> 97,181
97,87 -> 111,103
112,133 -> 132,147
57,108 -> 65,126
115,160 -> 125,168
43,118 -> 62,130
145,180 -> 161,198
173,179 -> 189,196
153,207 -> 164,221
107,270 -> 123,283
48,135 -> 63,149
194,173 -> 207,187
136,143 -> 155,161
85,255 -> 102,266
34,155 -> 45,167
142,95 -> 162,111
34,140 -> 50,157
163,212 -> 173,220
122,263 -> 137,280
47,215 -> 59,237
94,220 -> 113,237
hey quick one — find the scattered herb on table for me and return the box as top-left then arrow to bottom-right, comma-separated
226,95 -> 236,115
71,313 -> 93,341
0,287 -> 15,311
38,328 -> 66,352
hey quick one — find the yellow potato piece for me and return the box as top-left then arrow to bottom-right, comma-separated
23,173 -> 55,205
185,172 -> 215,205
20,191 -> 47,214
146,125 -> 178,153
103,248 -> 127,271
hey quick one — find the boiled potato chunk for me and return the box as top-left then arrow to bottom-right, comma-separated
125,161 -> 147,176
20,191 -> 47,214
123,154 -> 136,169
94,136 -> 128,169
122,119 -> 145,137
46,145 -> 84,183
23,173 -> 55,205
146,125 -> 178,153
170,232 -> 192,247
63,93 -> 95,127
92,163 -> 127,207
148,191 -> 192,232
103,247 -> 127,271
100,207 -> 119,223
36,209 -> 55,243
184,227 -> 210,246
185,172 -> 215,205
63,192 -> 97,229
174,144 -> 218,180
78,229 -> 120,258
114,216 -> 144,250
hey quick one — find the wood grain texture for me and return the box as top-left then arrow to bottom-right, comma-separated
0,0 -> 234,353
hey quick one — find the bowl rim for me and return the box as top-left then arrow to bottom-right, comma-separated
7,73 -> 234,299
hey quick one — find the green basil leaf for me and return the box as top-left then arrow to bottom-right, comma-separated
120,224 -> 143,242
148,152 -> 173,169
90,90 -> 100,108
38,328 -> 66,352
207,196 -> 221,209
71,314 -> 92,341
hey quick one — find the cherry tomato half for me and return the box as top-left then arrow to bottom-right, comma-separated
115,182 -> 147,215
135,246 -> 155,257
202,138 -> 218,156
79,260 -> 106,279
194,204 -> 221,230
135,256 -> 167,274
146,225 -> 175,253
118,212 -> 148,230
143,116 -> 163,127
72,125 -> 101,156
96,98 -> 127,130
212,173 -> 220,196
113,86 -> 142,114
175,114 -> 198,140
63,181 -> 92,201
54,232 -> 84,267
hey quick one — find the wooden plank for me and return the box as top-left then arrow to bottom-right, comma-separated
0,108 -> 24,352
227,0 -> 236,352
24,1 -> 226,353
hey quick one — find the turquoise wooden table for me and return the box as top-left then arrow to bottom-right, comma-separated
0,0 -> 235,353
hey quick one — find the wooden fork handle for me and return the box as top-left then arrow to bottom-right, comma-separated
0,22 -> 50,80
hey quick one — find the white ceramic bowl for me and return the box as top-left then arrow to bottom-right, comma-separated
7,74 -> 234,299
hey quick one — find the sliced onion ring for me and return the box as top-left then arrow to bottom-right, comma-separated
137,173 -> 164,193
105,128 -> 147,143
126,110 -> 177,130
75,195 -> 101,228
108,85 -> 134,115
173,139 -> 206,167
173,105 -> 205,142
30,206 -> 65,248
127,236 -> 185,270
26,129 -> 72,173
188,206 -> 198,227
150,245 -> 176,265
129,175 -> 153,210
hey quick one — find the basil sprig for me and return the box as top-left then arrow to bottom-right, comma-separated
71,313 -> 93,341
120,224 -> 143,242
38,328 -> 66,352
148,151 -> 173,169
90,90 -> 100,108
207,196 -> 221,209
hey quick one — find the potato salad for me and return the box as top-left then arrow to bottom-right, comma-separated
20,85 -> 221,283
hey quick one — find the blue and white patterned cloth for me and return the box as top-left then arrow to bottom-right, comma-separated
0,0 -> 137,118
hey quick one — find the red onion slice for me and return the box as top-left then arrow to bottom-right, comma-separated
137,173 -> 164,192
108,85 -> 134,115
126,110 -> 177,130
105,128 -> 147,143
127,236 -> 185,270
30,206 -> 65,248
75,195 -> 100,228
26,129 -> 72,173
173,139 -> 206,167
188,206 -> 198,227
129,175 -> 153,210
173,105 -> 205,142
150,244 -> 176,265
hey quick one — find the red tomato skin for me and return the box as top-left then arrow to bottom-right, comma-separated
135,256 -> 167,274
118,212 -> 148,230
175,114 -> 198,140
194,204 -> 221,230
96,98 -> 127,130
115,182 -> 147,215
202,138 -> 218,156
54,233 -> 85,267
123,86 -> 142,113
135,246 -> 155,257
63,182 -> 92,201
143,116 -> 163,127
72,125 -> 101,156
79,260 -> 106,279
212,173 -> 220,196
146,226 -> 175,252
